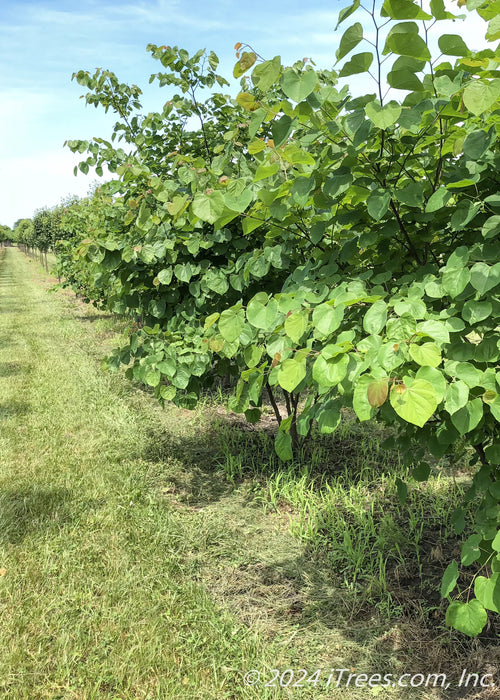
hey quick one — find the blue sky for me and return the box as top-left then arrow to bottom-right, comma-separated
0,0 -> 487,227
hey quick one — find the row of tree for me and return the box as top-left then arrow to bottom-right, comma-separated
0,224 -> 14,246
12,0 -> 500,637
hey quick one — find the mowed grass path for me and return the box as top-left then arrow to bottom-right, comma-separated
0,247 -> 292,699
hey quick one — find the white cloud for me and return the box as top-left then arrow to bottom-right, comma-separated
0,150 -> 107,227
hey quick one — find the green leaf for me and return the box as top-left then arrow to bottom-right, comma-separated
335,0 -> 361,31
445,600 -> 487,637
394,181 -> 424,207
218,308 -> 245,343
148,299 -> 166,318
291,176 -> 316,206
284,310 -> 308,343
451,200 -> 480,231
339,52 -> 373,77
387,67 -> 424,91
275,430 -> 293,461
336,23 -> 363,62
312,303 -> 344,336
486,13 -> 500,40
430,0 -> 456,19
383,22 -> 431,61
493,530 -> 500,552
144,368 -> 161,388
233,51 -> 257,78
317,399 -> 342,434
463,130 -> 491,160
470,262 -> 500,295
324,168 -> 352,198
280,68 -> 318,102
282,145 -> 315,165
253,163 -> 279,182
463,79 -> 500,116
415,366 -> 446,403
336,0 -> 360,29
482,215 -> 500,240
365,100 -> 401,129
412,461 -> 431,481
192,191 -> 225,224
444,380 -> 469,415
462,300 -> 493,325
390,378 -> 437,427
313,353 -> 349,387
244,345 -> 263,368
204,312 -> 220,330
225,189 -> 253,213
242,213 -> 263,235
353,374 -> 377,421
425,187 -> 451,213
386,313 -> 417,341
175,263 -> 196,284
451,398 -> 483,435
157,268 -> 173,285
451,508 -> 466,535
245,408 -> 262,423
441,267 -> 471,298
382,0 -> 432,19
461,534 -> 483,565
454,362 -> 481,388
387,56 -> 425,91
252,56 -> 281,92
409,342 -> 442,368
160,385 -> 176,401
475,574 -> 500,613
236,92 -> 258,111
441,560 -> 459,598
271,115 -> 293,147
438,34 -> 469,56
247,294 -> 279,330
277,358 -> 307,393
485,444 -> 500,465
418,320 -> 450,344
434,74 -> 462,97
488,395 -> 500,422
363,300 -> 388,334
204,269 -> 229,295
367,379 -> 389,407
395,477 -> 408,504
367,190 -> 391,220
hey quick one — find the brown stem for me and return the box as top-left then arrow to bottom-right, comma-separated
266,380 -> 282,425
389,200 -> 422,264
474,443 -> 488,467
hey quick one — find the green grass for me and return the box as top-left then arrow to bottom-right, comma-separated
212,418 -> 469,618
0,247 -> 498,699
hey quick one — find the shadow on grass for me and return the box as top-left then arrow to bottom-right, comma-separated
72,313 -> 118,323
0,401 -> 31,419
0,362 -> 25,378
0,305 -> 24,314
0,485 -> 73,544
141,410 -> 500,697
142,426 -> 236,506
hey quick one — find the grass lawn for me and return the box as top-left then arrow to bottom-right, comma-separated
0,246 -> 498,699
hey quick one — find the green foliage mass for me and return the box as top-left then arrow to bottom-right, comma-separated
28,0 -> 500,637
0,224 -> 14,244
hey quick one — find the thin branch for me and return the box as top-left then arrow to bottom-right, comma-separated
266,381 -> 282,425
390,200 -> 422,264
